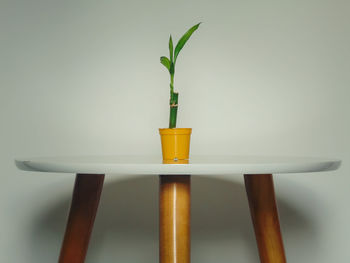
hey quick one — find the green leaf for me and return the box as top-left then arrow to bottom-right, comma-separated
169,35 -> 174,62
174,22 -> 201,63
160,56 -> 171,71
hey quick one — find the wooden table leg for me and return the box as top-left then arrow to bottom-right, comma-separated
58,174 -> 105,263
244,174 -> 287,263
159,175 -> 191,263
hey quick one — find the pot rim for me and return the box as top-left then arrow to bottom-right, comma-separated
159,128 -> 192,135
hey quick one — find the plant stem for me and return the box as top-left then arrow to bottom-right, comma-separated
170,74 -> 174,94
169,73 -> 178,128
169,91 -> 178,128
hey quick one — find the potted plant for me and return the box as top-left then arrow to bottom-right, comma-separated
159,23 -> 201,163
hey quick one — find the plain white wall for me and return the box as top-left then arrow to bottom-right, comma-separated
1,0 -> 349,262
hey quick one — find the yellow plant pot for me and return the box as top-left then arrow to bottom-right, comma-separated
159,128 -> 192,163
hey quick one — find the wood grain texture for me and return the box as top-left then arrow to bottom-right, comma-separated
58,174 -> 104,263
244,174 -> 286,263
159,175 -> 191,263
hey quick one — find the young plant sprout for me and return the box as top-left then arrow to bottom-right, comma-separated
160,23 -> 201,128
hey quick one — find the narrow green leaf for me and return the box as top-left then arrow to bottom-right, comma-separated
169,35 -> 173,62
174,22 -> 201,63
160,56 -> 171,71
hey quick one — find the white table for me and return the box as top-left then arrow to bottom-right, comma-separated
15,155 -> 341,263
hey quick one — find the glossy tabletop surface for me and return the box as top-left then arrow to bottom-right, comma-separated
15,155 -> 341,175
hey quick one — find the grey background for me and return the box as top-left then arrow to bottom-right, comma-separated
1,0 -> 349,262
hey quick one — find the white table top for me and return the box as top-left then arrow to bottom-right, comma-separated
15,155 -> 341,175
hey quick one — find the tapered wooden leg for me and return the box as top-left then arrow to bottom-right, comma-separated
159,175 -> 191,263
58,174 -> 105,263
244,174 -> 286,263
